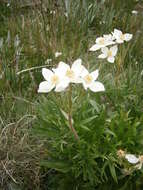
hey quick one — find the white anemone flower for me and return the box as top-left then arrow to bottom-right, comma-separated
80,66 -> 105,92
98,45 -> 118,63
89,34 -> 115,52
55,52 -> 62,58
112,29 -> 133,44
125,154 -> 139,164
38,68 -> 69,93
132,10 -> 138,15
54,59 -> 83,84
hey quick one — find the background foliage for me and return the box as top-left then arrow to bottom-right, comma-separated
0,0 -> 143,189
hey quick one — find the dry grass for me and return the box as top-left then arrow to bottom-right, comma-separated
0,111 -> 45,189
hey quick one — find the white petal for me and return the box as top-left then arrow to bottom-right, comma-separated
89,81 -> 105,92
103,34 -> 116,45
98,53 -> 107,59
113,29 -> 122,38
38,81 -> 54,93
90,70 -> 99,80
103,34 -> 113,40
80,65 -> 89,77
107,56 -> 115,63
54,61 -> 70,75
110,45 -> 118,56
72,58 -> 82,67
125,154 -> 139,164
58,61 -> 70,70
72,58 -> 82,76
101,47 -> 108,55
132,10 -> 138,15
103,34 -> 111,39
55,85 -> 66,92
42,68 -> 53,81
124,33 -> 133,41
89,44 -> 101,51
106,40 -> 116,46
116,39 -> 124,44
96,37 -> 104,44
55,80 -> 69,92
82,81 -> 88,90
55,52 -> 62,58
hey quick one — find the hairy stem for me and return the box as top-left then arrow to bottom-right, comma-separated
68,84 -> 79,141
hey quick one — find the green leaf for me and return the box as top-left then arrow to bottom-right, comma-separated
81,115 -> 98,125
40,160 -> 71,173
60,109 -> 69,121
108,162 -> 118,183
80,125 -> 91,131
104,128 -> 116,137
89,100 -> 100,113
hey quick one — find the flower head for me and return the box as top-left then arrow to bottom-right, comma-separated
54,59 -> 83,84
80,66 -> 105,92
89,34 -> 115,52
38,59 -> 105,94
132,10 -> 138,15
38,68 -> 69,93
55,52 -> 62,58
125,154 -> 139,164
112,29 -> 133,44
98,45 -> 118,63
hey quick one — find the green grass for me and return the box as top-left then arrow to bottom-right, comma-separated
0,0 -> 143,189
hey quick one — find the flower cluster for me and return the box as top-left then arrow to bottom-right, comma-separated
38,59 -> 105,93
117,149 -> 143,170
90,29 -> 133,63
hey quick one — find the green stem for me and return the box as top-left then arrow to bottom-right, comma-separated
68,84 -> 79,141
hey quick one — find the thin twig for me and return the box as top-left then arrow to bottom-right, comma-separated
16,64 -> 53,75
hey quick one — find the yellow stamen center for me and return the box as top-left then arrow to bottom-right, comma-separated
107,50 -> 112,57
51,75 -> 59,85
120,34 -> 125,41
99,38 -> 105,45
84,74 -> 93,84
66,69 -> 74,79
117,149 -> 125,158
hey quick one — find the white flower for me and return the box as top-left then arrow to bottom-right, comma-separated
38,68 -> 69,93
55,52 -> 62,58
125,154 -> 139,164
54,59 -> 83,83
89,34 -> 115,52
132,10 -> 138,15
98,45 -> 118,63
45,58 -> 52,64
80,66 -> 105,92
112,29 -> 133,44
50,10 -> 56,15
